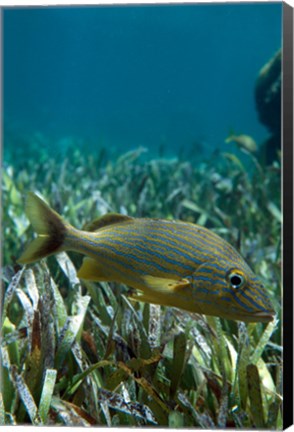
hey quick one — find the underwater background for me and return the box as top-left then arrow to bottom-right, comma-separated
2,3 -> 283,428
4,3 -> 281,160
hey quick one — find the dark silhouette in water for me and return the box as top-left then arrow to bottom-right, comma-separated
255,50 -> 281,164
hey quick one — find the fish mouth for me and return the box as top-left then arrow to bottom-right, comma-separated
251,310 -> 276,322
237,310 -> 276,323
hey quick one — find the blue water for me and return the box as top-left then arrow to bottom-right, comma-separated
4,3 -> 282,159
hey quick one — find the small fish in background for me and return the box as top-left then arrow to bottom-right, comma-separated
225,132 -> 257,154
18,192 -> 275,323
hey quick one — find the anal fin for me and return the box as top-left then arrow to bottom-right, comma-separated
77,257 -> 110,282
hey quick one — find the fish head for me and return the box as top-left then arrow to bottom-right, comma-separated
191,259 -> 275,322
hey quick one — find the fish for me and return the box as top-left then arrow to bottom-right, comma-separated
225,133 -> 257,153
18,192 -> 275,323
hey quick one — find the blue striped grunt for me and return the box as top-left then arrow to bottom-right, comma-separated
18,192 -> 275,323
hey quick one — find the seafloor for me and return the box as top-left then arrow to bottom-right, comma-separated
1,137 -> 282,427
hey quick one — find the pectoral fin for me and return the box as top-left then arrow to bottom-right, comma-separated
130,275 -> 192,307
141,275 -> 191,292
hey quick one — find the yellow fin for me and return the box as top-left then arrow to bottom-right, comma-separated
18,192 -> 67,264
83,213 -> 133,232
141,275 -> 191,292
77,257 -> 110,281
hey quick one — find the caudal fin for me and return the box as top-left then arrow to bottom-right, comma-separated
18,192 -> 67,264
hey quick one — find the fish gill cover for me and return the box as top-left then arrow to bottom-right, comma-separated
2,3 -> 282,428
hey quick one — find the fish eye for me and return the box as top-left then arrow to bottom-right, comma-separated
228,271 -> 245,290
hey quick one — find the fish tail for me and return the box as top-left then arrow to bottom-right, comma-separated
225,128 -> 235,143
18,192 -> 69,264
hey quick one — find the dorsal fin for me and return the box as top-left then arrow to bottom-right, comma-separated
83,213 -> 134,232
